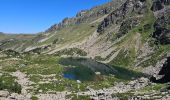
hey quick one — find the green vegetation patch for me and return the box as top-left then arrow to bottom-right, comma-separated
31,96 -> 39,100
0,73 -> 22,93
20,55 -> 63,75
37,83 -> 65,92
67,94 -> 91,100
110,49 -> 136,67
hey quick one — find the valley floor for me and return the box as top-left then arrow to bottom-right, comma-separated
0,53 -> 169,100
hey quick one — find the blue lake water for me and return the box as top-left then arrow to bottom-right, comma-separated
63,74 -> 76,80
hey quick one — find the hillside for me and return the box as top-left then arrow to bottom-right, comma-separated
0,0 -> 170,100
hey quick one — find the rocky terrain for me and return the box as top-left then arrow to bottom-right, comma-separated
0,0 -> 170,100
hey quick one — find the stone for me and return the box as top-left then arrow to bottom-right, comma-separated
0,91 -> 9,97
39,90 -> 43,93
95,72 -> 101,75
9,93 -> 18,99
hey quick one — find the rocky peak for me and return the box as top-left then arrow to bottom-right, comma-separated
76,10 -> 88,17
45,0 -> 126,32
97,0 -> 148,34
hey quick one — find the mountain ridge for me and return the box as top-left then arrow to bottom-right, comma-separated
46,0 -> 126,32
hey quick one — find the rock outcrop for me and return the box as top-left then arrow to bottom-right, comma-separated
153,8 -> 170,44
151,0 -> 170,11
154,56 -> 170,83
117,17 -> 141,38
97,0 -> 148,34
46,0 -> 126,32
151,55 -> 170,83
77,77 -> 150,100
0,91 -> 9,97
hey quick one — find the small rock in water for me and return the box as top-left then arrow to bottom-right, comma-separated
77,80 -> 81,83
95,72 -> 101,75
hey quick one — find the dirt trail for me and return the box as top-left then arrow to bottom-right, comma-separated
11,70 -> 34,95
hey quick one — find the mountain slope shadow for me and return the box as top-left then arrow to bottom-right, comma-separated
110,65 -> 146,81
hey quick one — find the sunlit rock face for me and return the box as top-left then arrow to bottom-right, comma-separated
151,56 -> 170,83
157,57 -> 170,83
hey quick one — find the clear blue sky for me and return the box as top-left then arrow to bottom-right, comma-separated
0,0 -> 111,34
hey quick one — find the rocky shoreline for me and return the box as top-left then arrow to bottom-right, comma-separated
0,76 -> 169,100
